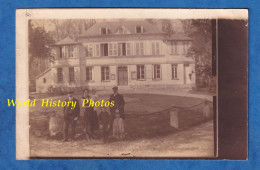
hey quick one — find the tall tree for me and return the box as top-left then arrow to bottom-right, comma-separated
181,19 -> 214,89
28,20 -> 54,88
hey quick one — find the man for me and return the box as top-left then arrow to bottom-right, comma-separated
82,89 -> 98,141
109,86 -> 125,132
63,91 -> 80,142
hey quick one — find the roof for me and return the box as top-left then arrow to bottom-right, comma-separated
166,34 -> 192,41
36,68 -> 51,79
80,20 -> 164,37
55,37 -> 79,45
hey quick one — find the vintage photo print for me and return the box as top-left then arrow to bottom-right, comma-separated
15,9 -> 248,159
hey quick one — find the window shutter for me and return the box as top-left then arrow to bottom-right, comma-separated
96,44 -> 100,57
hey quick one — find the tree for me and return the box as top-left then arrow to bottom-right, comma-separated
181,19 -> 214,89
49,19 -> 96,41
28,20 -> 54,90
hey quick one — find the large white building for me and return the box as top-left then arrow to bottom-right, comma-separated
36,20 -> 195,93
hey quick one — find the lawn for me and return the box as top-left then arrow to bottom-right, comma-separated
29,93 -> 213,157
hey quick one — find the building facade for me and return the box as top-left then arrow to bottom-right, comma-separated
36,20 -> 195,93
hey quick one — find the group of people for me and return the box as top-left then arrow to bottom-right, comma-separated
63,86 -> 125,143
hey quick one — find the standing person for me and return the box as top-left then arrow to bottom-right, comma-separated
91,89 -> 99,131
109,86 -> 125,132
112,109 -> 125,139
63,91 -> 80,142
82,89 -> 98,141
82,89 -> 93,141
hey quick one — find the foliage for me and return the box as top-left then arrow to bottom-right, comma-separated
49,19 -> 96,41
181,20 -> 214,89
29,20 -> 55,88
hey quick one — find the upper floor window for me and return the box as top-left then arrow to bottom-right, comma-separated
153,65 -> 161,79
101,43 -> 108,56
136,26 -> 143,34
60,45 -> 78,58
85,44 -> 93,57
137,65 -> 145,80
171,41 -> 177,54
101,27 -> 108,35
58,47 -> 62,59
61,46 -> 68,58
136,42 -> 144,55
57,68 -> 63,82
126,43 -> 131,56
69,67 -> 75,82
118,43 -> 126,56
152,42 -> 160,55
183,41 -> 192,54
101,66 -> 110,81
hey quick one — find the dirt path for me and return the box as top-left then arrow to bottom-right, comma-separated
30,120 -> 214,158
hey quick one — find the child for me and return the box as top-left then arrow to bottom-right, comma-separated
49,110 -> 63,138
99,107 -> 110,143
113,109 -> 125,139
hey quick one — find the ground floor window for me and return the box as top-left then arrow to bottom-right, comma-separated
69,67 -> 75,82
172,64 -> 178,79
101,66 -> 110,81
86,67 -> 92,81
137,65 -> 145,80
57,68 -> 63,82
153,64 -> 161,79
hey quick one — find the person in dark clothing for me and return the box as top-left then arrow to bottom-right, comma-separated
109,86 -> 125,132
99,107 -> 110,143
63,91 -> 80,142
82,89 -> 98,141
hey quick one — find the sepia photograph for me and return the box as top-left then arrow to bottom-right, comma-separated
15,9 -> 247,159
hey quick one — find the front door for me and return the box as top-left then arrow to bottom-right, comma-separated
118,66 -> 128,85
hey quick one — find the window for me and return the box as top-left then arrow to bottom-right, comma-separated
101,44 -> 108,56
153,65 -> 161,79
57,68 -> 63,82
172,64 -> 178,79
58,47 -> 62,59
113,43 -> 118,56
118,43 -> 126,56
151,42 -> 160,55
109,44 -> 113,56
126,43 -> 131,55
86,67 -> 92,81
136,26 -> 143,33
137,65 -> 145,80
176,42 -> 183,55
73,45 -> 78,58
85,44 -> 93,57
171,41 -> 177,54
62,46 -> 69,58
69,46 -> 74,57
101,66 -> 110,81
118,27 -> 124,34
69,67 -> 75,82
136,42 -> 144,55
43,78 -> 46,83
183,41 -> 192,54
101,27 -> 107,35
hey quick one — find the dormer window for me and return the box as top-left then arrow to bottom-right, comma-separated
101,27 -> 107,35
136,26 -> 143,34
